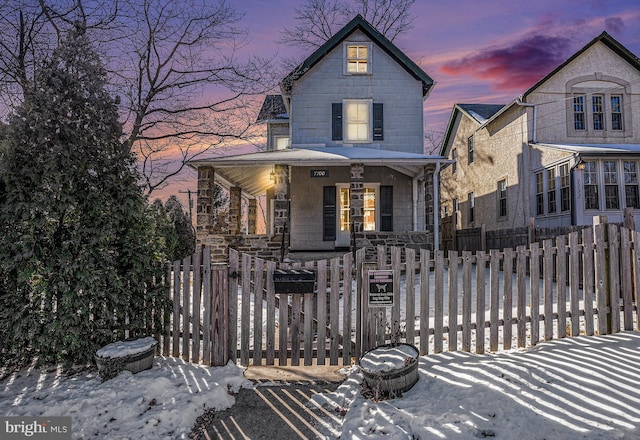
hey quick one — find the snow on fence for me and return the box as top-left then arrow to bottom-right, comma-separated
163,223 -> 640,367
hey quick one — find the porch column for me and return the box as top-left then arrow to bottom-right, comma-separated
350,163 -> 365,249
196,166 -> 215,239
273,164 -> 290,247
248,198 -> 257,234
229,186 -> 242,235
424,164 -> 437,249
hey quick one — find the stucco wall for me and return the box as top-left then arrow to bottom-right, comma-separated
288,29 -> 424,153
440,105 -> 533,231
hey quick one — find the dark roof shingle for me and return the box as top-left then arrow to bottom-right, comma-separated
256,95 -> 288,122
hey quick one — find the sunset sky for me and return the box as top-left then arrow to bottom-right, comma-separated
162,0 -> 640,209
237,0 -> 640,136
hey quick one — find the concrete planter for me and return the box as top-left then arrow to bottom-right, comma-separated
95,337 -> 158,381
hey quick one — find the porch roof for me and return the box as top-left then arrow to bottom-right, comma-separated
188,146 -> 449,197
537,143 -> 640,154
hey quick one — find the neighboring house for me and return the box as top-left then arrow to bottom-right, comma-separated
440,31 -> 640,249
190,15 -> 448,261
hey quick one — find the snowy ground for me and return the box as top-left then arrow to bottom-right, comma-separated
0,358 -> 250,440
2,332 -> 639,439
314,331 -> 640,439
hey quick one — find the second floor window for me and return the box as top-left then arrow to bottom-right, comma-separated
332,100 -> 382,142
467,136 -> 474,165
344,100 -> 370,142
611,96 -> 623,130
274,136 -> 289,150
568,76 -> 630,138
592,95 -> 604,130
574,95 -> 585,130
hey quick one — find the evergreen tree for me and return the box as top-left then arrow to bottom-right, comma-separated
0,25 -> 169,367
164,195 -> 195,260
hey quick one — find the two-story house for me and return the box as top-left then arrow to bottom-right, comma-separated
190,15 -> 448,261
440,31 -> 640,250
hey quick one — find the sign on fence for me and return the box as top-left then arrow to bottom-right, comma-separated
368,269 -> 394,306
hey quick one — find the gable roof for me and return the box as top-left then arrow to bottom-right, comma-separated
523,31 -> 640,99
439,103 -> 505,155
256,94 -> 288,122
279,14 -> 434,97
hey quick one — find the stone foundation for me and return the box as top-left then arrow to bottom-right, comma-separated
357,231 -> 434,261
198,234 -> 287,263
199,231 -> 434,263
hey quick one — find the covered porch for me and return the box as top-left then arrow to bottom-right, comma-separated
190,147 -> 449,262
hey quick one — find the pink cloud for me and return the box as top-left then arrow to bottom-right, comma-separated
440,34 -> 574,91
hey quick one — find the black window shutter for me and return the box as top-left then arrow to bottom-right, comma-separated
331,103 -> 342,141
380,185 -> 393,231
373,103 -> 384,141
323,186 -> 337,240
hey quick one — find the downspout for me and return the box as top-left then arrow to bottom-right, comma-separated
433,161 -> 441,251
412,173 -> 421,231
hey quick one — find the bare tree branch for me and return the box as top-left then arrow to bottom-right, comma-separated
0,0 -> 279,195
278,0 -> 415,50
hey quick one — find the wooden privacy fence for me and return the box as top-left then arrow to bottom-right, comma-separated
163,223 -> 640,367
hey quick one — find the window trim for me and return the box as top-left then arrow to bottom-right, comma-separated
343,42 -> 372,75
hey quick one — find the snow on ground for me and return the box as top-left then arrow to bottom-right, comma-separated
0,357 -> 250,440
2,332 -> 639,440
313,331 -> 640,439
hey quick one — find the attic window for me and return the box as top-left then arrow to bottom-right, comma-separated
344,42 -> 371,74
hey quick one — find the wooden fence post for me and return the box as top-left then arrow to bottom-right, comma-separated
624,207 -> 635,230
420,249 -> 431,356
593,217 -> 610,334
448,250 -> 459,352
228,249 -> 239,363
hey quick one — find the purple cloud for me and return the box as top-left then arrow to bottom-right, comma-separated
440,34 -> 574,91
604,17 -> 625,34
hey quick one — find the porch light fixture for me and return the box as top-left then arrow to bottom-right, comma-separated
575,158 -> 586,170
269,168 -> 275,181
